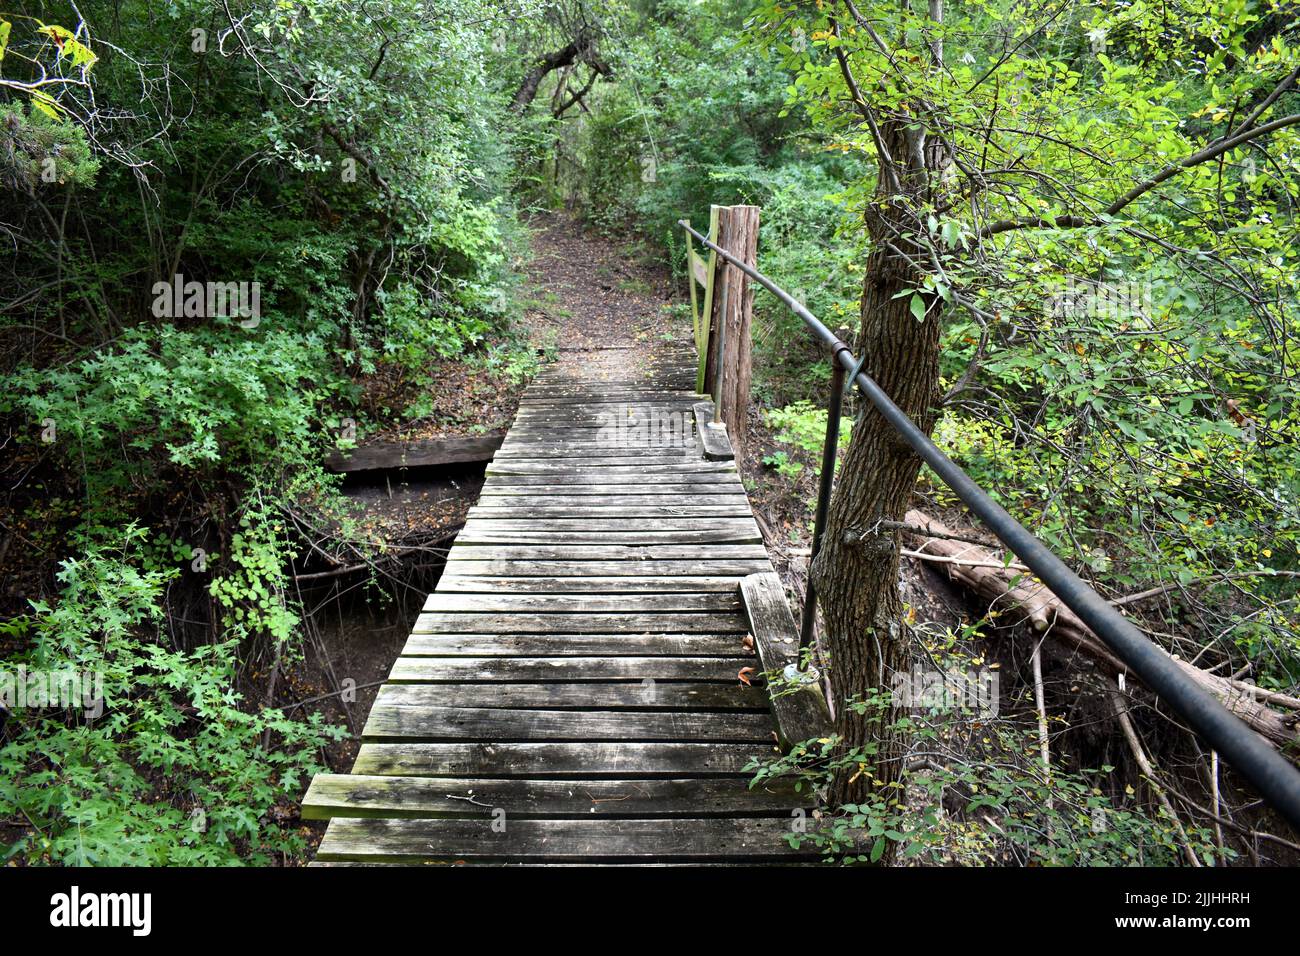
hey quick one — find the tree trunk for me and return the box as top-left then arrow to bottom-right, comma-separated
811,249 -> 941,790
808,125 -> 947,861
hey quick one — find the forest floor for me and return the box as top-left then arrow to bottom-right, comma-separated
517,210 -> 683,371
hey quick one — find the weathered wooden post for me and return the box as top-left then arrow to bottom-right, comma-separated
702,204 -> 759,447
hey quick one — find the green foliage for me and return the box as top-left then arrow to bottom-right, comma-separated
0,0 -> 534,866
9,325 -> 334,485
746,0 -> 1300,688
751,692 -> 1226,867
0,529 -> 341,866
766,400 -> 851,462
762,400 -> 852,486
0,103 -> 99,189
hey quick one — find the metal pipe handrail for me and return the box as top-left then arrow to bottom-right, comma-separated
679,218 -> 1300,831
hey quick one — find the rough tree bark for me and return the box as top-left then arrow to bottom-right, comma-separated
807,33 -> 951,855
809,225 -> 942,805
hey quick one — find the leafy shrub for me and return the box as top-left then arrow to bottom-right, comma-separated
0,529 -> 342,866
750,691 -> 1225,867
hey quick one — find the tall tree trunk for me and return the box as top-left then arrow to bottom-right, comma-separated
808,122 -> 946,860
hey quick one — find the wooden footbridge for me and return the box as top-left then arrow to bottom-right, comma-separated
304,342 -> 830,864
303,204 -> 1300,861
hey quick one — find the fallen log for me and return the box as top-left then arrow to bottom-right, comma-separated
902,509 -> 1300,749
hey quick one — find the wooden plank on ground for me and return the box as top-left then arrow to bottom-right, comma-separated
444,544 -> 767,562
479,483 -> 742,496
399,633 -> 750,658
440,559 -> 771,577
695,401 -> 735,461
488,455 -> 706,467
361,706 -> 774,742
412,610 -> 749,633
459,517 -> 757,529
434,576 -> 746,593
422,592 -> 741,613
374,682 -> 767,711
486,462 -> 735,475
466,504 -> 755,518
326,434 -> 503,473
455,528 -> 762,545
494,447 -> 698,460
482,473 -> 742,485
518,391 -> 705,405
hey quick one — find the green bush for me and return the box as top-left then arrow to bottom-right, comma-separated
0,529 -> 342,866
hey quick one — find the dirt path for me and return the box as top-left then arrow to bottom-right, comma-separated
521,212 -> 694,380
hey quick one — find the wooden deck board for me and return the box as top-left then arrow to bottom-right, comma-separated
306,359 -> 825,865
316,817 -> 819,863
304,775 -> 802,819
399,633 -> 752,657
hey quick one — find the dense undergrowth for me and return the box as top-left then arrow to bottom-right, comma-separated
0,1 -> 540,865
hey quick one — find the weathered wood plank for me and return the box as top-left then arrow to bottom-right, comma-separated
304,774 -> 800,820
695,401 -> 735,461
518,389 -> 695,395
518,392 -> 705,406
490,456 -> 709,468
351,741 -> 775,778
422,592 -> 740,613
388,656 -> 756,683
740,572 -> 831,749
441,559 -> 771,576
486,462 -> 735,474
316,817 -> 817,862
691,248 -> 709,287
511,411 -> 701,424
480,483 -> 742,496
444,544 -> 766,562
326,434 -> 503,473
460,516 -> 758,531
467,504 -> 755,518
375,682 -> 767,711
362,706 -> 774,742
399,633 -> 751,658
495,446 -> 698,459
412,610 -> 746,634
483,473 -> 742,485
470,495 -> 752,508
434,576 -> 745,593
455,528 -> 763,545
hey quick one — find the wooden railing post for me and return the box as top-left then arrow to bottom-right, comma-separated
702,204 -> 759,447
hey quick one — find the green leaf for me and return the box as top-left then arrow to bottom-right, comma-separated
910,293 -> 926,322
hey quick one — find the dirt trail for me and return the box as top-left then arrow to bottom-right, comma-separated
521,212 -> 694,381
